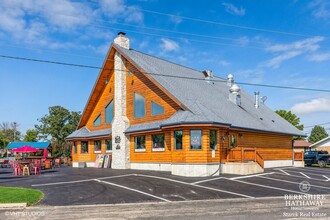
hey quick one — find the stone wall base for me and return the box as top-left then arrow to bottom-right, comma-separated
222,162 -> 264,175
264,160 -> 293,168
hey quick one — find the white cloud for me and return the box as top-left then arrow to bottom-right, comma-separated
309,0 -> 330,20
291,98 -> 330,115
160,38 -> 179,52
218,60 -> 230,66
309,52 -> 330,61
170,15 -> 183,25
100,0 -> 143,23
264,36 -> 324,68
222,2 -> 245,16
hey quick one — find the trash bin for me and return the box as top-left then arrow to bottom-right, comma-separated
45,160 -> 51,169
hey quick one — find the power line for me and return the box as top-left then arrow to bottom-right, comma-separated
305,122 -> 330,129
1,54 -> 330,93
139,9 -> 310,38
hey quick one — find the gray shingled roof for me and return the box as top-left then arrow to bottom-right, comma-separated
117,46 -> 304,136
66,127 -> 111,139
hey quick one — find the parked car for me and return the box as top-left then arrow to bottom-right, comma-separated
304,150 -> 330,168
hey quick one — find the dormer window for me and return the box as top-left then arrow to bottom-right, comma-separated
134,92 -> 145,118
151,101 -> 164,116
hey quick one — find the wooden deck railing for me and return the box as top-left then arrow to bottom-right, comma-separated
256,151 -> 264,168
294,151 -> 304,161
226,147 -> 264,169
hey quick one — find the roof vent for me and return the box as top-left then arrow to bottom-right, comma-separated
203,70 -> 213,84
229,84 -> 241,106
227,74 -> 234,87
114,32 -> 130,49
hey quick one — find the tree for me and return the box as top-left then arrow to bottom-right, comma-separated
308,125 -> 329,144
0,121 -> 21,148
23,129 -> 38,142
35,106 -> 81,158
275,110 -> 304,140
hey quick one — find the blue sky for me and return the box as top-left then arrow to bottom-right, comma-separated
0,0 -> 330,137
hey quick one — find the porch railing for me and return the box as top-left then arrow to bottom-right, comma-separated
226,147 -> 264,168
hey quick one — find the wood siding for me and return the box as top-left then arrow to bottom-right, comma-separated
126,63 -> 181,125
85,72 -> 115,131
72,140 -> 112,162
129,128 -> 293,164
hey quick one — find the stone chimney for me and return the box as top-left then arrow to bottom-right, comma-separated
203,70 -> 213,84
229,84 -> 241,106
112,33 -> 130,169
114,32 -> 130,49
227,74 -> 234,87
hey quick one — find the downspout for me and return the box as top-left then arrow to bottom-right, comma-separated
292,139 -> 294,166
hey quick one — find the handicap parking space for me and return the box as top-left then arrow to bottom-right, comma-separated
1,166 -> 329,206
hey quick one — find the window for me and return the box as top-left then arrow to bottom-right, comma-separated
105,101 -> 114,124
106,139 -> 112,152
174,131 -> 183,150
134,93 -> 145,118
151,101 -> 164,116
190,130 -> 202,150
210,130 -> 217,150
134,136 -> 146,152
81,141 -> 89,153
94,115 -> 101,126
230,135 -> 237,148
73,141 -> 77,154
152,134 -> 165,151
94,140 -> 101,153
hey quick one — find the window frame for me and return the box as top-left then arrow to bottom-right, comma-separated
73,141 -> 77,154
209,130 -> 217,150
190,130 -> 202,150
81,141 -> 89,154
174,130 -> 183,150
151,101 -> 165,116
134,135 -> 146,152
105,138 -> 112,153
94,140 -> 102,153
105,100 -> 114,124
152,134 -> 165,152
134,92 -> 146,119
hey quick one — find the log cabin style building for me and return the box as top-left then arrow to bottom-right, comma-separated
67,32 -> 304,176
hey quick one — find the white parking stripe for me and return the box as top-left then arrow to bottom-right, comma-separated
191,177 -> 225,185
32,174 -> 136,187
227,178 -> 308,195
290,167 -> 330,174
229,172 -> 274,180
279,169 -> 290,175
137,174 -> 253,198
94,179 -> 171,202
322,175 -> 330,182
299,172 -> 311,179
275,172 -> 327,182
258,176 -> 330,190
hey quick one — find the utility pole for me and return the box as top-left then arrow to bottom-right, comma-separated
13,122 -> 17,142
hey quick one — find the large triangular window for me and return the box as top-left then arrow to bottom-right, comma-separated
93,114 -> 101,126
105,100 -> 114,124
151,101 -> 164,116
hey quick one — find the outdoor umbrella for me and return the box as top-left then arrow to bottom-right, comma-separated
11,146 -> 38,153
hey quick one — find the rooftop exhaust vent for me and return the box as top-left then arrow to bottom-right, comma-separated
203,70 -> 213,84
229,84 -> 241,106
227,74 -> 234,87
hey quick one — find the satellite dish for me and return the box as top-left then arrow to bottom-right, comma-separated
261,96 -> 267,104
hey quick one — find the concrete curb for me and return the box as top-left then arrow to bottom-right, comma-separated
0,203 -> 27,209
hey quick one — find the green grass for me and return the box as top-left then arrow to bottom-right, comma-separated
0,187 -> 44,206
310,164 -> 330,168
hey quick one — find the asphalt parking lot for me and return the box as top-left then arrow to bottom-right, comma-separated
0,166 -> 329,206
